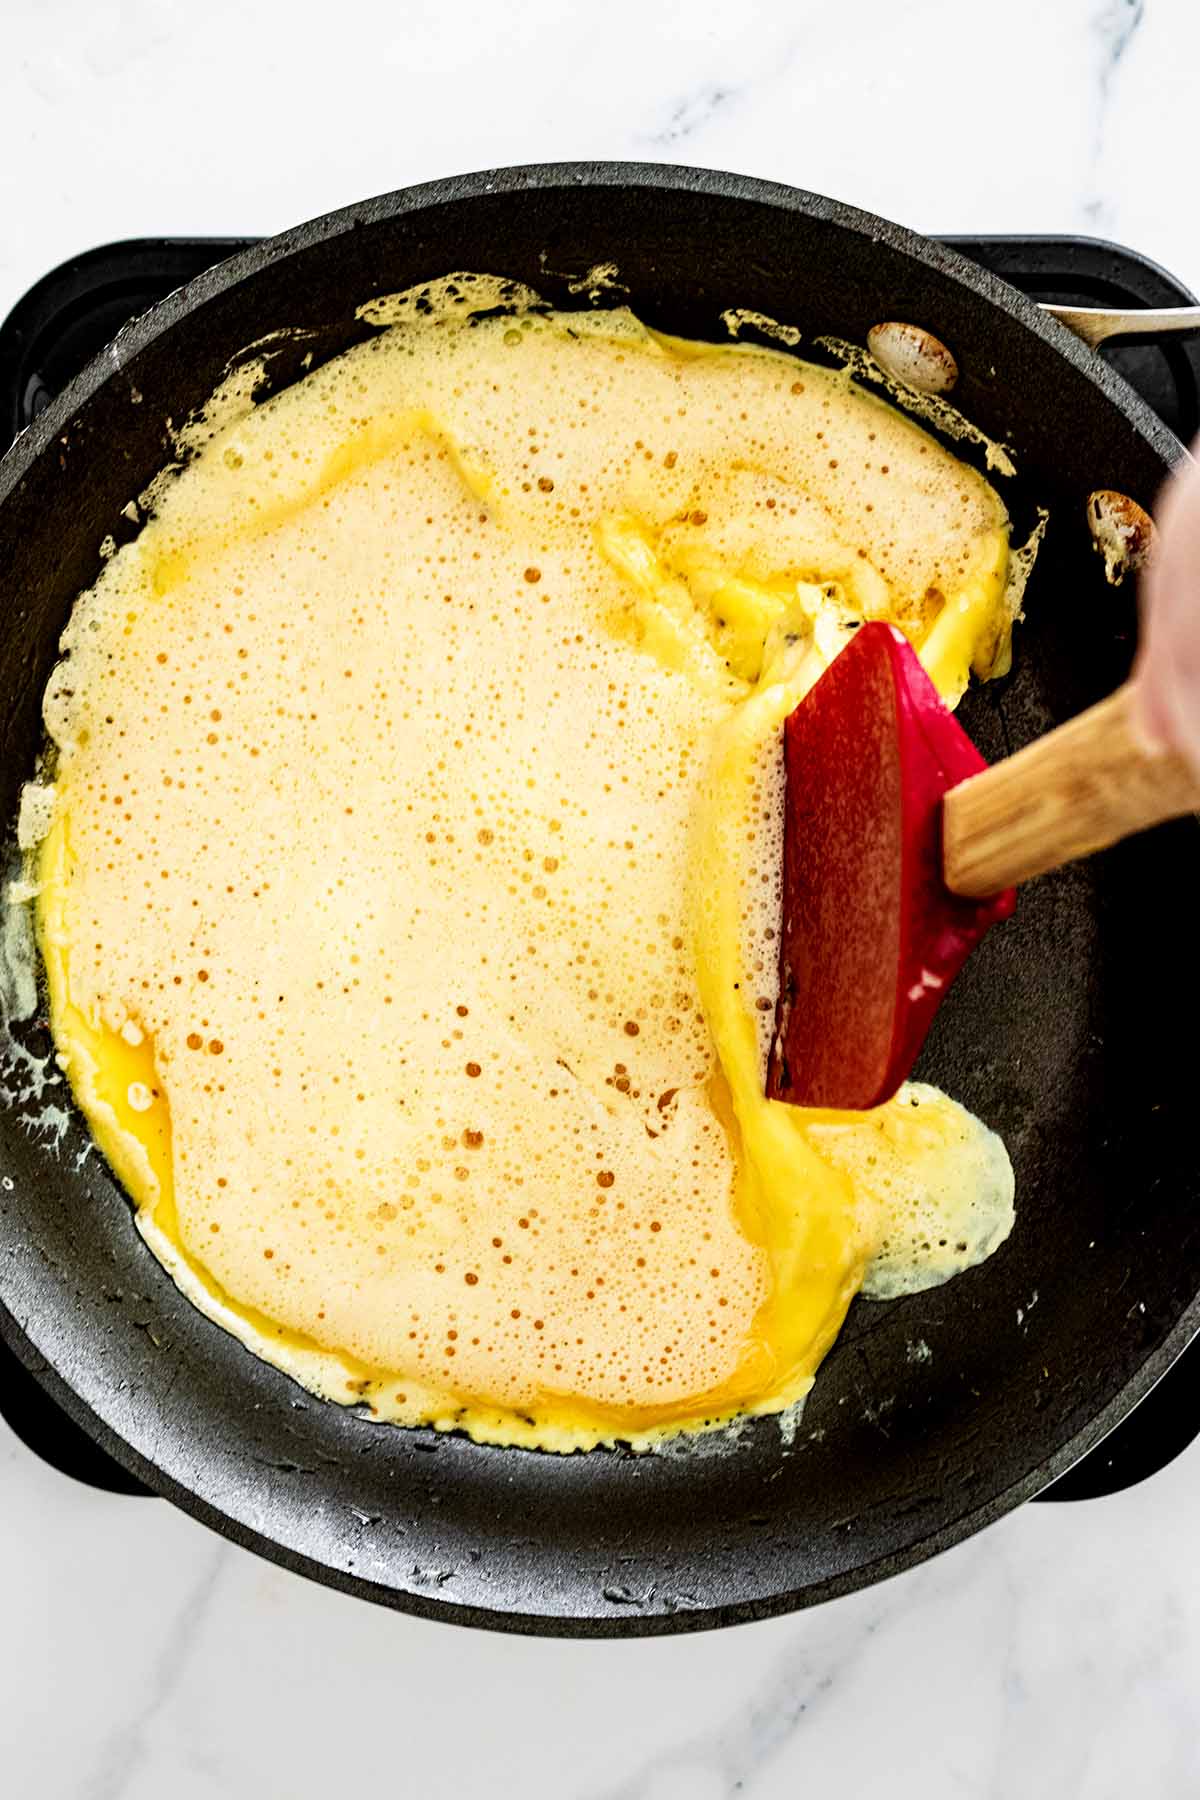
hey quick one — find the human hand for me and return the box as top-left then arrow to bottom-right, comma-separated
1133,441 -> 1200,774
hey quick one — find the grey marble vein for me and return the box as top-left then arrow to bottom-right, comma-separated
1084,0 -> 1146,224
640,25 -> 802,151
586,1594 -> 896,1799
79,1544 -> 229,1800
646,83 -> 736,147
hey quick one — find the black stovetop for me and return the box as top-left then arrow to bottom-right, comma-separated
2,231 -> 1198,1502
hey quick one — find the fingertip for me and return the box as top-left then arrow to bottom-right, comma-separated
1127,669 -> 1171,754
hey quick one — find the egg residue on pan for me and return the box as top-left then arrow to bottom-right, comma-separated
26,276 -> 1022,1450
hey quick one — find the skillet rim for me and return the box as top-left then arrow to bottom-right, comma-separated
1,160 -> 1195,1635
1,161 -> 1188,508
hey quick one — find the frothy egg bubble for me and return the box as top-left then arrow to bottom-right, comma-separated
28,276 -> 1021,1449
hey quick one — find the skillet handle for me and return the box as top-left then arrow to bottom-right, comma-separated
942,681 -> 1200,896
1041,302 -> 1200,350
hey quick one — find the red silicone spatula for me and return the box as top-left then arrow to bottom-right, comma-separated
765,620 -> 1200,1112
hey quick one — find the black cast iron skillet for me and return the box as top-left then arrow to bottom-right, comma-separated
2,164 -> 1198,1636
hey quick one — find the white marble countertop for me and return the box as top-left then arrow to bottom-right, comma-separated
4,0 -> 1200,1794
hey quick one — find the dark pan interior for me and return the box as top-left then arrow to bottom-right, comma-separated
1,165 -> 1198,1635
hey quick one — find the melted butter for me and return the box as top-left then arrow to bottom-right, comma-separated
32,283 -> 1021,1450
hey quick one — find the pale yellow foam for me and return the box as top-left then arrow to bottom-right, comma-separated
32,282 -> 1020,1449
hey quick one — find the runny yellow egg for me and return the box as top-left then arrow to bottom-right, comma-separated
29,277 -> 1019,1450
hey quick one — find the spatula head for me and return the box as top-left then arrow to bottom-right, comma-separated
765,621 -> 1015,1111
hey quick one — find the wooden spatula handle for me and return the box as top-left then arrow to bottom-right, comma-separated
942,682 -> 1200,898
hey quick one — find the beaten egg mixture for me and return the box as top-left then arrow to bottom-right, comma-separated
28,277 -> 1019,1450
